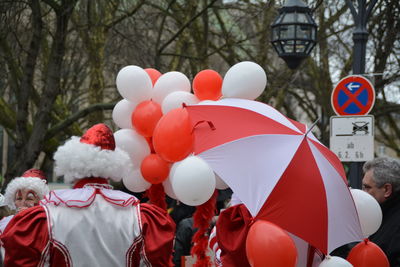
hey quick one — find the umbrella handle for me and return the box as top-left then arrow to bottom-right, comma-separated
192,120 -> 216,133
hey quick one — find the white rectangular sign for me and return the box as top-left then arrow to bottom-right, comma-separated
330,115 -> 374,162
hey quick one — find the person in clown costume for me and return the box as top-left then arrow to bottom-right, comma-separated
0,168 -> 49,262
0,168 -> 49,233
1,123 -> 175,266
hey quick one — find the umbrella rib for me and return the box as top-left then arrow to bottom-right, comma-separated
305,117 -> 320,137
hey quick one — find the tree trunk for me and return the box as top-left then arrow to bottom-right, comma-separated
4,0 -> 78,185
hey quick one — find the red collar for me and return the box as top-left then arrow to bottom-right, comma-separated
73,177 -> 109,189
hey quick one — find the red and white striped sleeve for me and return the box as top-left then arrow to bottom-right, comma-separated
209,225 -> 222,267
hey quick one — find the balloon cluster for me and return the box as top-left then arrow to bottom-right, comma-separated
112,62 -> 267,206
318,238 -> 390,267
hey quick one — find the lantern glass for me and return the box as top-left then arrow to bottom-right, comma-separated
282,13 -> 296,23
283,40 -> 295,53
297,13 -> 309,23
281,25 -> 295,39
311,27 -> 317,39
296,25 -> 308,39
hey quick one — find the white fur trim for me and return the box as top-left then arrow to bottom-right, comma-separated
4,177 -> 50,210
0,194 -> 6,207
54,137 -> 134,184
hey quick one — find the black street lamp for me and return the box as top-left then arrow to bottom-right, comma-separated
345,0 -> 378,189
346,0 -> 378,76
271,0 -> 318,69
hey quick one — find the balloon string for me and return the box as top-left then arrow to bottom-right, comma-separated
192,120 -> 216,134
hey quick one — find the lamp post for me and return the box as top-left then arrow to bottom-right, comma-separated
271,0 -> 317,69
346,0 -> 378,189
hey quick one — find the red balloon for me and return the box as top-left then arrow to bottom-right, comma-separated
144,68 -> 162,86
193,69 -> 222,101
153,108 -> 194,162
246,220 -> 297,267
140,154 -> 170,184
132,100 -> 163,137
347,239 -> 389,267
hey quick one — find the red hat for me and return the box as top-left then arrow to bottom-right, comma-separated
80,123 -> 116,150
53,123 -> 133,184
22,168 -> 48,184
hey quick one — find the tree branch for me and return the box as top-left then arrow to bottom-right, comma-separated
105,0 -> 145,30
46,102 -> 116,139
15,0 -> 43,148
0,38 -> 22,92
157,0 -> 219,56
41,0 -> 60,13
0,98 -> 16,131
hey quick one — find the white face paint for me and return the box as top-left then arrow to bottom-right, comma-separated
15,189 -> 40,210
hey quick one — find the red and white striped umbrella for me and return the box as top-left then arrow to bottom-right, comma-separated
186,98 -> 363,254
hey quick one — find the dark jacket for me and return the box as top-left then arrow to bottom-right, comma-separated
369,193 -> 400,267
173,217 -> 196,267
332,193 -> 400,266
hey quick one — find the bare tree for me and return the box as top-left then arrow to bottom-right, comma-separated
0,0 -> 399,190
0,0 -> 79,186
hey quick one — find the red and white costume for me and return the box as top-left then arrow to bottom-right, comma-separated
1,124 -> 175,266
0,215 -> 13,235
1,184 -> 175,266
210,197 -> 324,267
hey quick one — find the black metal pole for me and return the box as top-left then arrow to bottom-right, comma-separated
345,0 -> 377,188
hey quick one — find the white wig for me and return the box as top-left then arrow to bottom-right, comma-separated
0,194 -> 7,207
54,136 -> 134,184
4,177 -> 49,210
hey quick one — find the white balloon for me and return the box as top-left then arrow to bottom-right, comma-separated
169,161 -> 181,178
222,61 -> 267,100
319,256 -> 353,267
163,161 -> 182,200
116,65 -> 153,102
123,169 -> 151,192
171,156 -> 216,206
162,91 -> 199,114
215,173 -> 229,190
162,177 -> 177,199
114,129 -> 150,168
152,71 -> 191,104
350,189 -> 383,237
112,99 -> 137,129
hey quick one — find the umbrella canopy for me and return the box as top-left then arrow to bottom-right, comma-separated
186,98 -> 363,254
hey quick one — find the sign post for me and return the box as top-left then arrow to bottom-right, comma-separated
330,75 -> 375,189
330,116 -> 374,162
331,75 -> 375,116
